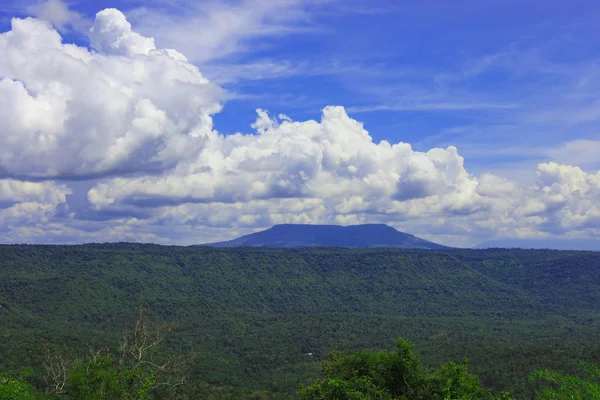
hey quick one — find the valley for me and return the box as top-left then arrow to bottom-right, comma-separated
1,244 -> 599,398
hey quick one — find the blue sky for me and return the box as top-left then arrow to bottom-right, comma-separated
1,0 -> 600,248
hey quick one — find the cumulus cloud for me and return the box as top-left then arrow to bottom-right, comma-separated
521,163 -> 600,231
87,106 -> 480,211
0,10 -> 222,180
0,180 -> 71,242
89,9 -> 155,57
1,8 -> 600,246
86,116 -> 600,245
0,180 -> 70,206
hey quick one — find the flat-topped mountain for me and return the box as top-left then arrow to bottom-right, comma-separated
203,223 -> 448,249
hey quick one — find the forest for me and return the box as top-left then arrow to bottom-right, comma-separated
1,244 -> 599,398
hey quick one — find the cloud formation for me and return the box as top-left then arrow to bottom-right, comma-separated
26,0 -> 88,33
88,106 -> 476,209
1,8 -> 599,246
0,179 -> 70,243
0,10 -> 222,180
87,106 -> 600,245
126,0 -> 324,63
0,179 -> 69,206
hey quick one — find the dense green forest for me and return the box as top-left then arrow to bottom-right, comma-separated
1,244 -> 599,398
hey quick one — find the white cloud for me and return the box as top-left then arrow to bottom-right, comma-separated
346,102 -> 519,113
89,8 -> 155,57
0,180 -> 71,242
0,179 -> 70,206
1,7 -> 600,247
523,163 -> 600,231
26,0 -> 88,33
85,156 -> 600,246
127,0 -> 324,64
0,11 -> 223,179
476,173 -> 519,198
88,106 -> 480,211
546,139 -> 600,170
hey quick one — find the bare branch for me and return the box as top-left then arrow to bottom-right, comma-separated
42,343 -> 70,394
117,308 -> 189,391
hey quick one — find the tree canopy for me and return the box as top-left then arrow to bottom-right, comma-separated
299,338 -> 510,400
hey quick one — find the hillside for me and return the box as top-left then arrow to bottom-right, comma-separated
1,244 -> 599,398
204,223 -> 448,249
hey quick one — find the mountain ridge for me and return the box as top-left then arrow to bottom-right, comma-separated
202,223 -> 449,249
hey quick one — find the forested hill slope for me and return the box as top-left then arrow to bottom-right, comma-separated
1,244 -> 600,398
203,223 -> 448,249
2,245 -> 598,321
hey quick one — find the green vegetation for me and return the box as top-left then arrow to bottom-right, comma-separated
4,334 -> 598,399
298,338 -> 496,400
530,360 -> 600,399
1,244 -> 599,398
0,375 -> 37,400
0,370 -> 53,400
1,311 -> 190,400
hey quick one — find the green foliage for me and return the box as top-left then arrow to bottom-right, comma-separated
299,338 -> 500,400
62,310 -> 186,399
299,377 -> 391,400
0,311 -> 185,400
0,372 -> 54,400
0,375 -> 36,400
1,244 -> 599,398
67,352 -> 155,400
531,360 -> 600,399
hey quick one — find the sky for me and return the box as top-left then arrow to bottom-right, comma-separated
0,0 -> 600,248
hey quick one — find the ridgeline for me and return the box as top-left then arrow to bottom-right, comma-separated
203,223 -> 448,249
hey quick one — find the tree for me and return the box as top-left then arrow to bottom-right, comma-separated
0,374 -> 36,400
42,344 -> 70,395
67,350 -> 153,400
530,360 -> 600,399
299,338 -> 511,400
51,309 -> 189,400
0,371 -> 54,400
117,309 -> 187,392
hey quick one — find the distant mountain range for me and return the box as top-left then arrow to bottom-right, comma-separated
203,223 -> 448,249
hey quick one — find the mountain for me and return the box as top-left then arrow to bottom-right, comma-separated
203,223 -> 449,249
